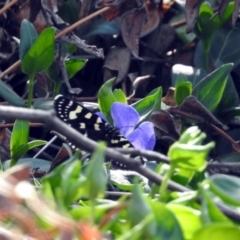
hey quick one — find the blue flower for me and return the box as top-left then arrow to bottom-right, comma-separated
98,103 -> 156,150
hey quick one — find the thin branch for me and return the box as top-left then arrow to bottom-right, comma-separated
0,7 -> 110,79
0,105 -> 188,192
0,0 -> 18,16
207,162 -> 240,168
114,148 -> 170,164
0,105 -> 240,222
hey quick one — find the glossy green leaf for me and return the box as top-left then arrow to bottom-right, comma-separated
132,87 -> 162,116
198,2 -> 214,24
128,183 -> 152,226
214,65 -> 239,112
150,201 -> 184,240
175,75 -> 192,105
19,19 -> 38,60
85,142 -> 107,199
199,186 -> 231,224
113,89 -> 127,103
192,63 -> 233,112
10,120 -> 29,166
195,28 -> 240,69
98,78 -> 116,123
167,204 -> 202,240
11,140 -> 47,161
192,224 -> 240,240
0,80 -> 25,107
168,127 -> 215,171
208,174 -> 240,206
65,59 -> 87,78
62,160 -> 83,206
22,28 -> 55,75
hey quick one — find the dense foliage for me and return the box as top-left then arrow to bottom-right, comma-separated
1,0 -> 240,239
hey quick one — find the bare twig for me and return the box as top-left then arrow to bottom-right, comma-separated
114,148 -> 170,164
0,7 -> 110,79
0,105 -> 239,222
0,0 -> 18,16
0,105 -> 187,192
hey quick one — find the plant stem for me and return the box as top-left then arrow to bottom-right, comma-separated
53,82 -> 61,97
27,73 -> 35,108
159,165 -> 175,202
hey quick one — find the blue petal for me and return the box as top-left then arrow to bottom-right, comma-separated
95,112 -> 108,122
111,103 -> 140,136
127,122 -> 156,150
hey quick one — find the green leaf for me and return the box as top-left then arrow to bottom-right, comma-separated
19,19 -> 38,60
113,89 -> 127,103
175,74 -> 192,105
128,183 -> 152,226
0,80 -> 25,107
192,63 -> 233,112
22,28 -> 55,75
207,174 -> 240,206
192,224 -> 240,240
126,184 -> 161,239
10,120 -> 29,166
194,28 -> 240,69
132,87 -> 162,116
65,59 -> 87,79
199,2 -> 214,25
85,142 -> 107,199
199,185 -> 231,224
150,201 -> 184,240
62,160 -> 83,206
168,127 -> 215,171
214,64 -> 239,112
11,140 -> 47,161
167,204 -> 202,240
98,78 -> 116,123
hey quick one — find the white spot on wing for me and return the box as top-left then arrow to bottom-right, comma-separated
84,112 -> 92,119
97,118 -> 103,123
79,123 -> 86,129
123,144 -> 130,149
69,106 -> 82,119
119,137 -> 127,142
94,124 -> 100,131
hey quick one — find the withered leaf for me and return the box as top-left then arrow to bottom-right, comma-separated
140,7 -> 160,37
103,47 -> 131,84
120,8 -> 147,58
149,109 -> 179,140
162,87 -> 176,107
185,0 -> 202,33
179,96 -> 228,130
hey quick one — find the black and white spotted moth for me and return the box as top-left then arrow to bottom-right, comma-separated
53,95 -> 135,169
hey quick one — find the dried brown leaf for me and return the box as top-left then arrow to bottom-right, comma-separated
103,47 -> 131,84
179,96 -> 228,129
120,8 -> 147,58
185,0 -> 202,33
149,109 -> 179,140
